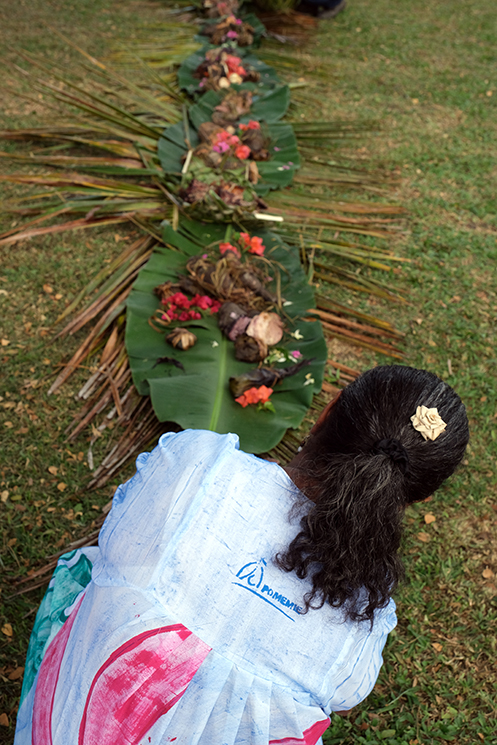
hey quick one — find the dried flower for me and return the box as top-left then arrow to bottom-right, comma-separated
246,312 -> 284,346
166,328 -> 197,350
411,405 -> 447,441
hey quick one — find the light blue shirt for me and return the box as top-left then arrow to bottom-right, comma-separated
16,430 -> 396,745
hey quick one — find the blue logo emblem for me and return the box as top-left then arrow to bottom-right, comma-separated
233,558 -> 302,621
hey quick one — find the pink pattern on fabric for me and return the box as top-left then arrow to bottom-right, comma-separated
269,718 -> 331,745
78,623 -> 211,745
32,594 -> 85,745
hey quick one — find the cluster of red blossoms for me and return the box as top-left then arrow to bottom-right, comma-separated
219,232 -> 265,258
211,121 -> 261,161
212,129 -> 250,160
225,54 -> 247,78
238,120 -> 260,132
235,385 -> 273,408
161,292 -> 222,323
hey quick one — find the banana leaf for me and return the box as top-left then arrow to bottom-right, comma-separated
177,47 -> 281,97
197,12 -> 267,47
157,92 -> 300,193
125,219 -> 327,453
187,85 -> 291,127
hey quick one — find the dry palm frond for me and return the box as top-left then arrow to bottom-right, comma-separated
1,14 -> 407,522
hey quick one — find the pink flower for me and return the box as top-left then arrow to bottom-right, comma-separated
213,141 -> 230,154
291,350 -> 303,359
235,144 -> 251,160
235,17 -> 242,25
226,30 -> 238,39
227,134 -> 241,146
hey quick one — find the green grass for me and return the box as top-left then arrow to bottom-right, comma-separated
1,0 -> 496,743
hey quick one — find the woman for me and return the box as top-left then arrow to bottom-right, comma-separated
15,365 -> 468,745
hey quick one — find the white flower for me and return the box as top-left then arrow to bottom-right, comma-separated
283,300 -> 293,307
303,373 -> 315,387
211,341 -> 219,348
411,405 -> 447,441
291,329 -> 303,340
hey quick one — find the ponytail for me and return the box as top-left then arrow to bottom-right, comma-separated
275,365 -> 469,623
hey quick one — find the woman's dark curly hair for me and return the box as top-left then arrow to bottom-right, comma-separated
275,365 -> 469,624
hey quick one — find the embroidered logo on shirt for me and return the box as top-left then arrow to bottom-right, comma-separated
233,559 -> 303,621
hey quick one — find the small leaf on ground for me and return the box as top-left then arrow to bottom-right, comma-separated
1,623 -> 13,637
417,532 -> 430,543
57,482 -> 67,491
48,466 -> 58,476
424,513 -> 436,524
8,666 -> 24,681
0,713 -> 9,727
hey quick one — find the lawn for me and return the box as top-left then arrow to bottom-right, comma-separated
0,1 -> 496,744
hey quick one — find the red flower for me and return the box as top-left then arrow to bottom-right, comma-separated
227,134 -> 241,147
235,145 -> 251,160
191,294 -> 213,310
214,130 -> 230,143
169,292 -> 191,309
219,242 -> 241,258
235,385 -> 274,408
210,300 -> 222,314
247,236 -> 264,255
239,232 -> 265,256
239,120 -> 261,132
225,55 -> 242,73
239,232 -> 251,248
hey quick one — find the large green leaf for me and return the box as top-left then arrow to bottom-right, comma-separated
177,47 -> 281,97
196,12 -> 267,48
157,93 -> 300,191
125,219 -> 327,453
187,85 -> 291,129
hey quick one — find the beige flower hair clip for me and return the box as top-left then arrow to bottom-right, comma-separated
411,405 -> 447,441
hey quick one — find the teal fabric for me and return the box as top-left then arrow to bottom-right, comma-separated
20,547 -> 97,705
